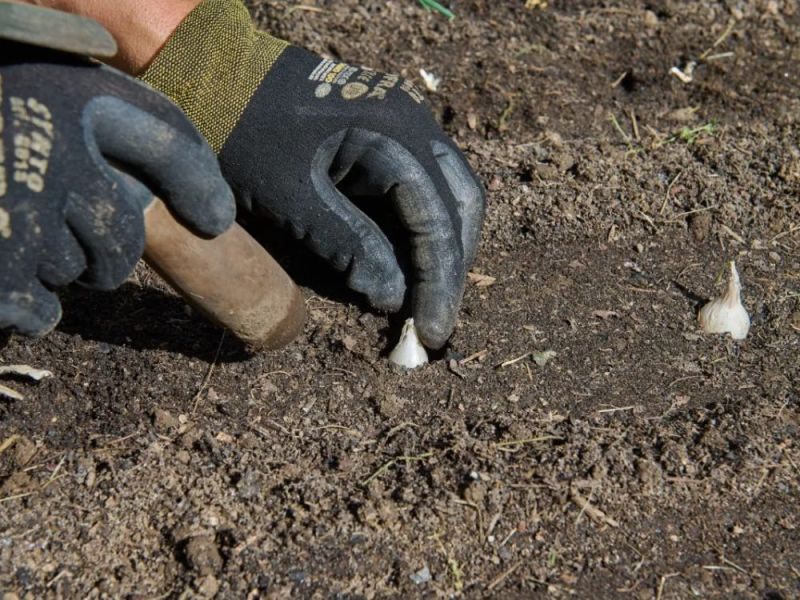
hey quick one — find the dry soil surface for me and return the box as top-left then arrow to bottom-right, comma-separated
2,1 -> 799,598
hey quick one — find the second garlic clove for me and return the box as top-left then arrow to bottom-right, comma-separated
388,318 -> 429,369
697,260 -> 750,340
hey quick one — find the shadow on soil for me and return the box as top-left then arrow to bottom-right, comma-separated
56,283 -> 249,362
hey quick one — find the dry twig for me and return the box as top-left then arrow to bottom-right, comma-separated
569,487 -> 619,527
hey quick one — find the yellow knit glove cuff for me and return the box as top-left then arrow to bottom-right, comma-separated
140,0 -> 288,152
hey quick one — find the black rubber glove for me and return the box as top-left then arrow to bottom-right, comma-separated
0,45 -> 236,336
141,0 -> 486,349
223,49 -> 486,349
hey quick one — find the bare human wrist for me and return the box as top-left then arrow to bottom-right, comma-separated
13,0 -> 202,73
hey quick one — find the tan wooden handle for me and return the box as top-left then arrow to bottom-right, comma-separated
143,198 -> 305,349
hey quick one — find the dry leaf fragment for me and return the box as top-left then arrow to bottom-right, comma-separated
531,350 -> 557,366
669,62 -> 696,83
525,0 -> 548,9
467,272 -> 497,287
448,359 -> 467,379
0,365 -> 53,380
0,384 -> 24,401
341,335 -> 357,352
0,365 -> 54,401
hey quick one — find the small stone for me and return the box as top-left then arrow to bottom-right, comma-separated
531,350 -> 557,366
341,335 -> 357,352
643,10 -> 659,27
666,107 -> 698,122
0,471 -> 32,495
545,130 -> 564,147
238,432 -> 259,449
463,479 -> 487,504
178,427 -> 202,450
215,431 -> 234,444
260,381 -> 279,396
554,151 -> 575,173
376,394 -> 403,418
689,212 -> 712,242
535,163 -> 559,181
153,408 -> 180,432
183,536 -> 223,576
13,436 -> 37,467
237,469 -> 262,500
410,565 -> 431,585
287,569 -> 306,584
196,575 -> 219,599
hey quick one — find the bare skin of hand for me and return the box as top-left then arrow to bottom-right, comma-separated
17,0 -> 200,73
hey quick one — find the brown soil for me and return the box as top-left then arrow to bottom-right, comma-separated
2,1 -> 799,598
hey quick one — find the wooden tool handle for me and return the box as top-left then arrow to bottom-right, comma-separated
143,198 -> 305,349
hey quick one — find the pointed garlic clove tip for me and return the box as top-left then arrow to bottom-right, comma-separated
388,318 -> 429,369
698,260 -> 751,340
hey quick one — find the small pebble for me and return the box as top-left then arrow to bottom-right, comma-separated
410,566 -> 431,585
184,535 -> 223,576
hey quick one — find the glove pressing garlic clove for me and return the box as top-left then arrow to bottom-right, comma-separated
697,261 -> 750,340
139,0 -> 486,350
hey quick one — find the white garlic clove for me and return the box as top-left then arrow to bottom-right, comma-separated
419,68 -> 441,92
697,260 -> 750,340
388,318 -> 429,369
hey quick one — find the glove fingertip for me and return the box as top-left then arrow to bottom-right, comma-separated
0,294 -> 62,338
175,179 -> 237,238
343,249 -> 406,312
88,96 -> 236,239
413,288 -> 460,350
415,319 -> 451,351
352,269 -> 405,313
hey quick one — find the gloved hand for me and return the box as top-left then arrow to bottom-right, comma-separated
141,0 -> 485,349
0,44 -> 236,336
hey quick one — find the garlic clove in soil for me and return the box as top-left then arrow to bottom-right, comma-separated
697,260 -> 750,340
388,318 -> 429,369
419,68 -> 441,92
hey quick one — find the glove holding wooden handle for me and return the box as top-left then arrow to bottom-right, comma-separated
0,43 -> 236,335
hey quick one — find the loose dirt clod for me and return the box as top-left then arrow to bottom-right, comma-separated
152,408 -> 180,431
183,536 -> 223,576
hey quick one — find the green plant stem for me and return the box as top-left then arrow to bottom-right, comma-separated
418,0 -> 455,20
